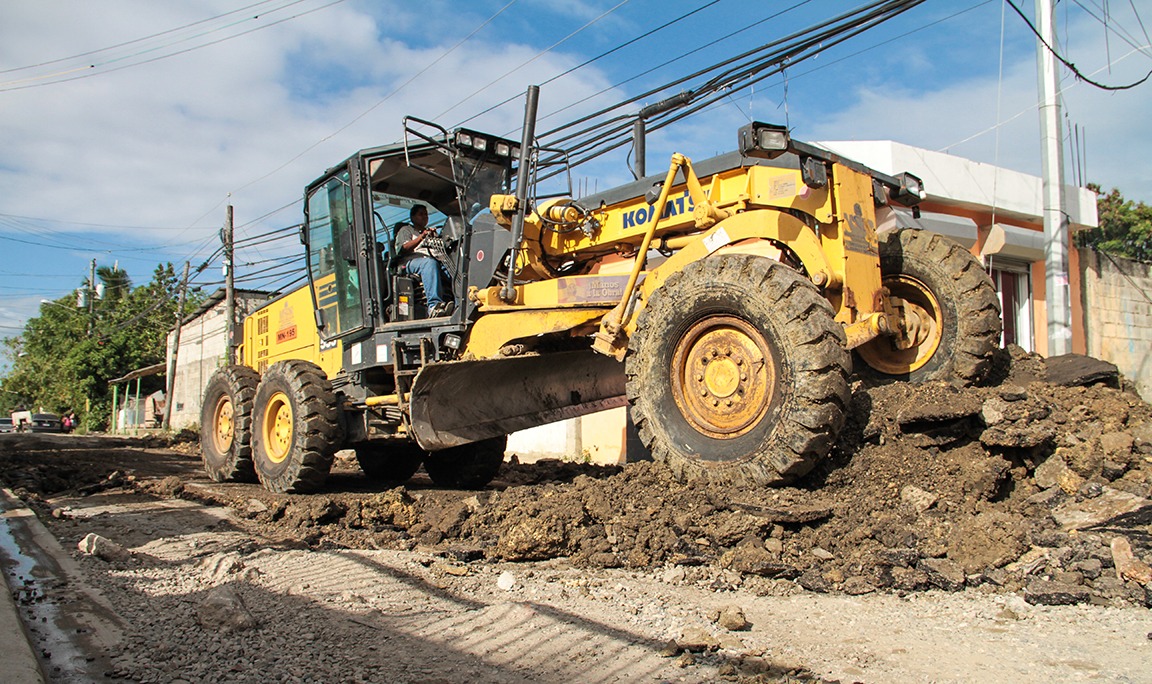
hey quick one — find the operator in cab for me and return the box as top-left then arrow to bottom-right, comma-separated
394,204 -> 453,317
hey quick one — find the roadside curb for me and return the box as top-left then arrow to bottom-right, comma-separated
0,490 -> 47,684
0,487 -> 124,682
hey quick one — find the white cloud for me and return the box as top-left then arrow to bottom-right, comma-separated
0,1 -> 621,236
798,10 -> 1152,201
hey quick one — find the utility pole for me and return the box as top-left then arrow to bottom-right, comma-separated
632,118 -> 646,179
88,258 -> 96,336
1036,0 -> 1072,356
224,204 -> 236,364
163,261 -> 190,431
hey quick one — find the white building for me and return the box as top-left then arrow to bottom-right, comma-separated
165,289 -> 273,430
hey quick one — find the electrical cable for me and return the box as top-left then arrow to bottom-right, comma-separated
509,0 -> 816,139
1071,0 -> 1152,59
458,0 -> 733,129
539,0 -> 910,144
0,0 -> 350,92
432,0 -> 633,123
223,1 -> 520,202
0,0 -> 285,75
1005,0 -> 1152,90
536,0 -> 927,178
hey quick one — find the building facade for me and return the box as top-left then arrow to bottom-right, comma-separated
165,289 -> 272,430
818,140 -> 1097,357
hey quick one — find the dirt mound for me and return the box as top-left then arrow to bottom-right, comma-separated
208,347 -> 1151,607
4,348 -> 1151,609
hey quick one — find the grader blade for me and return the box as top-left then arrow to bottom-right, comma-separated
408,350 -> 627,450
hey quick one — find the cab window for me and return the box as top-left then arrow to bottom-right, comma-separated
305,171 -> 364,337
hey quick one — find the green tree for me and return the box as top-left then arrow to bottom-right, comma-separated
96,265 -> 132,307
0,263 -> 203,430
1075,184 -> 1152,262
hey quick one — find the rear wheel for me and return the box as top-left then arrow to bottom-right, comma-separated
626,255 -> 851,486
423,436 -> 507,489
251,360 -> 342,493
857,228 -> 1001,385
355,442 -> 425,484
200,365 -> 260,482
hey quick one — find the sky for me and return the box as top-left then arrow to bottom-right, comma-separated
1,0 -> 1150,362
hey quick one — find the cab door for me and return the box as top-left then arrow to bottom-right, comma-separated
304,166 -> 370,341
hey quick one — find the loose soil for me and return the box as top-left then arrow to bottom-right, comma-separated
2,346 -> 1151,682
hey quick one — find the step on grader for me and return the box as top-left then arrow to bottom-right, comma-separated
200,90 -> 1001,493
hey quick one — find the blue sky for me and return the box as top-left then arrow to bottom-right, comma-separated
1,0 -> 1150,360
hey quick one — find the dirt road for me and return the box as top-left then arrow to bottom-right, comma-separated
2,350 -> 1151,682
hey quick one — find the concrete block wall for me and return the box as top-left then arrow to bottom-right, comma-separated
1079,249 -> 1152,401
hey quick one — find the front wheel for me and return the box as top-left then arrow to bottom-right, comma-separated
251,360 -> 341,493
200,365 -> 260,482
856,228 -> 1002,385
626,255 -> 851,486
423,436 -> 507,489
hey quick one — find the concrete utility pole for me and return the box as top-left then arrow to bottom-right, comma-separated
1036,0 -> 1072,355
163,261 -> 190,431
88,258 -> 96,336
224,205 -> 236,363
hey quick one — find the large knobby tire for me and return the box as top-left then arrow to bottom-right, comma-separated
200,365 -> 260,482
626,255 -> 851,487
251,360 -> 342,493
423,436 -> 507,489
355,442 -> 425,484
857,228 -> 1002,385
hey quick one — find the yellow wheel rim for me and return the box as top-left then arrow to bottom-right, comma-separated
859,274 -> 943,375
211,395 -> 234,454
671,315 -> 776,439
262,391 -> 294,464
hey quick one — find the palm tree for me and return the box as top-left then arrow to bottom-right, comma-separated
96,265 -> 132,305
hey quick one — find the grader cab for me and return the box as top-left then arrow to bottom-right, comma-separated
201,105 -> 1001,494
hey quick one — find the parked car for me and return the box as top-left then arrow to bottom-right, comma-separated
0,417 -> 12,433
29,413 -> 63,433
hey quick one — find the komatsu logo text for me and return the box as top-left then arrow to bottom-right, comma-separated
621,191 -> 694,229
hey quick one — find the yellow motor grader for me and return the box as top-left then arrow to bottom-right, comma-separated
201,93 -> 1001,493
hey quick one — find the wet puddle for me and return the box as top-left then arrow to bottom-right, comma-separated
0,501 -> 106,682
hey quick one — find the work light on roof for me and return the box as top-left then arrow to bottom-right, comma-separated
738,122 -> 791,160
892,171 -> 926,206
495,141 -> 520,158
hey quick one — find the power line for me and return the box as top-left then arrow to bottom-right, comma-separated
1071,0 -> 1152,61
460,0 -> 762,131
498,1 -> 817,137
0,0 -> 350,92
1005,0 -> 1152,90
223,2 -> 521,203
535,0 -> 928,177
433,0 -> 633,123
0,0 -> 285,76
